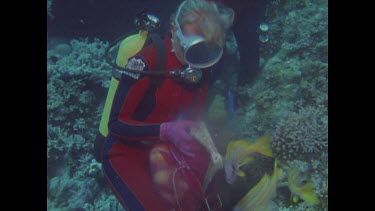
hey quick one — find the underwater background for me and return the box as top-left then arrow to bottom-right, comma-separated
47,0 -> 328,210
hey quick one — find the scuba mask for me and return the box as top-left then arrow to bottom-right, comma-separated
174,1 -> 223,69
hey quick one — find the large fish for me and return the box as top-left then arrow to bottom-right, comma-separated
233,159 -> 282,211
224,135 -> 273,184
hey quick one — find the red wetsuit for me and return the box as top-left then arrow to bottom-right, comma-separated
102,34 -> 218,211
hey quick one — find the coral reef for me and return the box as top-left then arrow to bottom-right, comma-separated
311,154 -> 328,208
271,106 -> 328,162
254,90 -> 278,110
47,38 -> 113,210
274,160 -> 327,210
212,0 -> 328,210
231,0 -> 327,147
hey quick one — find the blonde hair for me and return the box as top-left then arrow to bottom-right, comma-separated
172,0 -> 234,46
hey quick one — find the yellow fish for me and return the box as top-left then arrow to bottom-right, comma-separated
288,167 -> 320,205
233,159 -> 282,211
224,135 -> 273,184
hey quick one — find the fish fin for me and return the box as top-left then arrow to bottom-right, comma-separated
237,170 -> 246,177
277,167 -> 284,180
246,135 -> 273,157
226,140 -> 251,159
233,140 -> 252,148
272,159 -> 280,178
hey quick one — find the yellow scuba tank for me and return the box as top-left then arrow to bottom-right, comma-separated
99,30 -> 148,137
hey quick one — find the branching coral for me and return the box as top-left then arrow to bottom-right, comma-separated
48,37 -> 115,210
48,38 -> 111,87
47,125 -> 70,164
315,179 -> 328,208
271,106 -> 327,162
47,38 -> 110,129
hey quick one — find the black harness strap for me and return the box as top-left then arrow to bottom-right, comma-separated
132,34 -> 167,121
149,34 -> 167,73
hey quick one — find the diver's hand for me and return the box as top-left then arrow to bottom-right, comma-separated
160,120 -> 202,157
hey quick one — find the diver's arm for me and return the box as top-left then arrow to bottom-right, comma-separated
109,116 -> 161,141
108,80 -> 161,141
108,56 -> 161,142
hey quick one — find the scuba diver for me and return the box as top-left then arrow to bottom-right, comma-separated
217,0 -> 270,86
96,0 -> 234,210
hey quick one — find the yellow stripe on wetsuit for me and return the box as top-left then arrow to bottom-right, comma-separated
99,30 -> 149,137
